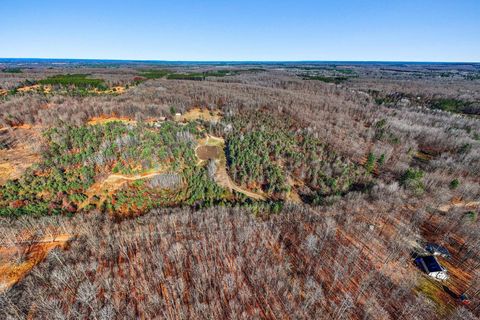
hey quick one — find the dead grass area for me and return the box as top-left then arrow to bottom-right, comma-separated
87,115 -> 136,126
177,107 -> 222,123
415,276 -> 455,316
0,234 -> 71,293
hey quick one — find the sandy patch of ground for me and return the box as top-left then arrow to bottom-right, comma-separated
16,84 -> 52,94
0,89 -> 8,96
196,145 -> 221,160
0,234 -> 71,293
0,143 -> 41,185
87,115 -> 137,126
286,176 -> 302,203
438,199 -> 479,213
0,124 -> 43,184
177,108 -> 222,123
195,135 -> 266,201
16,84 -> 40,93
89,86 -> 126,95
79,170 -> 166,209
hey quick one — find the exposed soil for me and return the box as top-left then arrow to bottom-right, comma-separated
0,143 -> 41,185
286,176 -> 302,203
0,234 -> 71,293
438,199 -> 479,213
87,115 -> 136,126
0,125 -> 42,185
80,171 -> 166,209
196,145 -> 221,160
177,107 -> 222,123
16,84 -> 52,94
89,86 -> 126,95
196,135 -> 266,201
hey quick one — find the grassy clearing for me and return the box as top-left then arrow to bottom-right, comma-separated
415,276 -> 455,317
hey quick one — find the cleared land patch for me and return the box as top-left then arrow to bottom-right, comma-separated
0,125 -> 44,185
438,199 -> 480,213
196,135 -> 266,201
178,107 -> 222,123
0,143 -> 40,185
0,234 -> 71,293
196,145 -> 221,160
80,171 -> 168,210
87,115 -> 136,126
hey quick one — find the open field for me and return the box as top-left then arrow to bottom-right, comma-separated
0,61 -> 479,319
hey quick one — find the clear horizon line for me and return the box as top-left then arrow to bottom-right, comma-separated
0,57 -> 479,64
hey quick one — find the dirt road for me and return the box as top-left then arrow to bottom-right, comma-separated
80,171 -> 165,209
196,135 -> 266,201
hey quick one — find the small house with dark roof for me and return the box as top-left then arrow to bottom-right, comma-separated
415,255 -> 449,280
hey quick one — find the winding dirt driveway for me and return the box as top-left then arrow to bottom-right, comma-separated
196,135 -> 266,201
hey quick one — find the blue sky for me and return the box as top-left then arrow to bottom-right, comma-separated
0,0 -> 478,61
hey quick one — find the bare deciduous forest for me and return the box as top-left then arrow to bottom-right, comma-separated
0,61 -> 479,319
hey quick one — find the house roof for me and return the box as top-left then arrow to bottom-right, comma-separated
422,255 -> 443,273
426,243 -> 451,257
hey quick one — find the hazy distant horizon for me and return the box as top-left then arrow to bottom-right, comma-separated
1,58 -> 479,65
